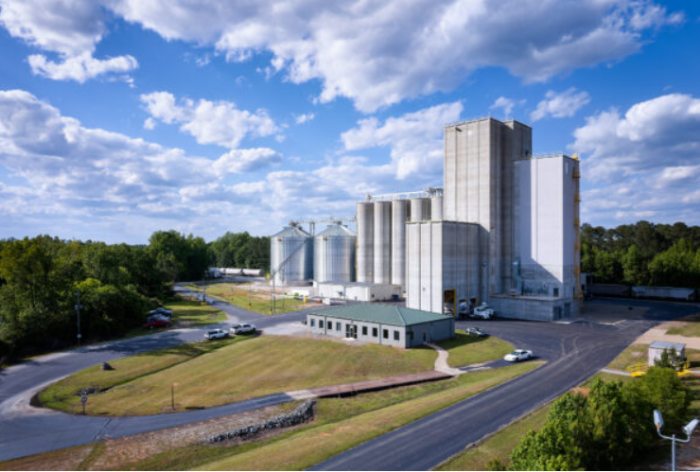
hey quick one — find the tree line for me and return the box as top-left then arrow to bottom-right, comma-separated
0,230 -> 270,362
582,221 -> 700,288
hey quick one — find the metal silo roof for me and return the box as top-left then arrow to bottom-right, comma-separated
272,225 -> 311,239
315,224 -> 355,238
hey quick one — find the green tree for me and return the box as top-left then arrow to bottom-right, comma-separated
622,244 -> 649,286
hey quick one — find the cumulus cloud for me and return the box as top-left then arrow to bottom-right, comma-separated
572,93 -> 700,225
294,113 -> 315,124
531,88 -> 591,122
0,0 -> 138,83
490,97 -> 525,118
140,91 -> 279,148
0,89 -> 282,239
342,102 -> 463,179
0,0 -> 682,109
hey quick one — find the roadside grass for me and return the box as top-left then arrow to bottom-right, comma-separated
607,343 -> 647,371
166,299 -> 227,327
667,315 -> 700,337
198,361 -> 544,471
437,403 -> 552,471
185,282 -> 308,315
39,336 -> 247,415
0,444 -> 94,471
41,335 -> 437,416
437,332 -> 514,367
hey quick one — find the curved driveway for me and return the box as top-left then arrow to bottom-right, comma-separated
0,285 -> 311,462
0,296 -> 696,465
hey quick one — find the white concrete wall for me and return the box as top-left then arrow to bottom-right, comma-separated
316,283 -> 401,302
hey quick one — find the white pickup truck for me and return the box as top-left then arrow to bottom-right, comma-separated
472,303 -> 495,320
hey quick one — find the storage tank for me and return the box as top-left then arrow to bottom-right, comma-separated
391,200 -> 408,287
374,201 -> 392,284
314,224 -> 356,283
431,195 -> 443,221
270,225 -> 313,283
410,197 -> 431,221
356,201 -> 374,282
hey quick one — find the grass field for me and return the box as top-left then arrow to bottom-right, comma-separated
186,282 -> 309,315
199,361 -> 543,471
437,403 -> 552,471
606,343 -> 647,371
165,299 -> 227,327
437,332 -> 514,367
40,335 -> 437,416
666,314 -> 700,337
39,336 -> 246,415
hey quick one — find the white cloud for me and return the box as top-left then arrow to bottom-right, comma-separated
490,97 -> 524,118
572,93 -> 700,226
0,0 -> 682,110
140,91 -> 279,148
28,52 -> 138,83
143,117 -> 157,130
531,88 -> 591,122
0,0 -> 138,83
0,89 -> 283,240
342,102 -> 463,179
294,113 -> 315,124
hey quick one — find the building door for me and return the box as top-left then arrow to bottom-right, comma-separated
346,324 -> 357,339
443,289 -> 456,316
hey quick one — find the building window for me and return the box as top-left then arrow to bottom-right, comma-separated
362,326 -> 368,336
319,320 -> 324,329
372,327 -> 378,337
383,329 -> 388,339
336,322 -> 342,331
553,287 -> 559,297
310,318 -> 315,327
394,331 -> 400,341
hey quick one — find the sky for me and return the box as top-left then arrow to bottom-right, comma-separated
0,0 -> 699,244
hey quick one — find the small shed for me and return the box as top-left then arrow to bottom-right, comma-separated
306,304 -> 454,348
648,341 -> 686,366
315,282 -> 402,302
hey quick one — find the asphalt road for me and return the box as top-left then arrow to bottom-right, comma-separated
0,285 -> 311,462
311,299 -> 700,471
0,295 -> 696,465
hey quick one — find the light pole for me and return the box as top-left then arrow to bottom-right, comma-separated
654,409 -> 700,471
75,289 -> 83,347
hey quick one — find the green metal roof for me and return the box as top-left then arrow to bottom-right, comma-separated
309,304 -> 453,327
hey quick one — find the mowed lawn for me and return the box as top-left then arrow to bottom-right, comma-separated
190,282 -> 309,315
166,299 -> 227,327
437,332 -> 514,367
42,336 -> 437,416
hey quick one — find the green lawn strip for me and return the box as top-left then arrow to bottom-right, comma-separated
45,335 -> 437,417
606,343 -> 648,371
165,299 -> 227,327
199,361 -> 543,471
187,282 -> 308,315
437,402 -> 552,471
39,337 -> 245,415
437,332 -> 514,367
667,313 -> 700,336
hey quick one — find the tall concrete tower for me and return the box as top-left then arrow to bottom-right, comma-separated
442,118 -> 532,298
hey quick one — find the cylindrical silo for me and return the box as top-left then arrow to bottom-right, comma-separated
374,201 -> 392,284
410,197 -> 432,222
270,225 -> 313,283
314,224 -> 356,283
431,195 -> 443,221
356,201 -> 374,283
391,200 -> 408,287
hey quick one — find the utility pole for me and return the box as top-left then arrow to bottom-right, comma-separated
75,289 -> 82,347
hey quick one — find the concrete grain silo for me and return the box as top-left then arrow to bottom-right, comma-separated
391,199 -> 408,287
410,197 -> 432,222
356,201 -> 374,282
373,201 -> 392,284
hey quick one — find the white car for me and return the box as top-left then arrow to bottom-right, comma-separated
230,323 -> 256,335
504,349 -> 533,362
204,329 -> 229,340
472,303 -> 494,320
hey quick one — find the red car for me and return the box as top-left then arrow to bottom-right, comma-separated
144,318 -> 170,329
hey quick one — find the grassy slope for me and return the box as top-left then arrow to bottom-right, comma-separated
41,336 -> 436,416
607,343 -> 648,371
437,403 -> 552,471
200,362 -> 543,471
166,299 -> 227,327
437,332 -> 514,367
39,337 -> 246,415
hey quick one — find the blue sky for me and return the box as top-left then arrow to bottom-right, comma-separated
0,0 -> 699,243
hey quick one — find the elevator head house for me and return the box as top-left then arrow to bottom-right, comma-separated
306,304 -> 455,348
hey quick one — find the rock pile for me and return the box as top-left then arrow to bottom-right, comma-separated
207,400 -> 316,443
